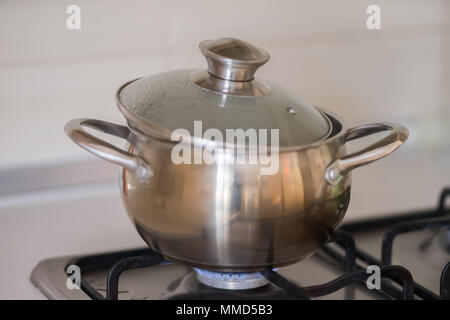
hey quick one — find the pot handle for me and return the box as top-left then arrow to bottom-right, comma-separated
64,118 -> 153,183
325,123 -> 408,185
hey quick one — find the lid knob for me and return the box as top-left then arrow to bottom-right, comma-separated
199,37 -> 270,82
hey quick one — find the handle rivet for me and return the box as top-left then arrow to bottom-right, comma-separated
135,165 -> 153,183
328,168 -> 339,181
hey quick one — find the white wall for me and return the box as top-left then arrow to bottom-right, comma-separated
0,0 -> 449,165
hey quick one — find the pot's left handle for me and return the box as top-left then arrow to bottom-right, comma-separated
64,118 -> 153,183
325,123 -> 408,185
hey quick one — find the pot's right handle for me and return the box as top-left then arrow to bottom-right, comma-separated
64,118 -> 153,183
325,123 -> 408,185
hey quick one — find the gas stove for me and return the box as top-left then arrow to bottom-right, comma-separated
30,188 -> 450,300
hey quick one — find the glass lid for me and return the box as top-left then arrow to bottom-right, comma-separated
117,37 -> 332,147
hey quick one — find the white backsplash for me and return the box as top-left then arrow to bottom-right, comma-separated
0,0 -> 449,163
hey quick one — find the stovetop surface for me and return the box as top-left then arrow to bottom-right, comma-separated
30,189 -> 450,300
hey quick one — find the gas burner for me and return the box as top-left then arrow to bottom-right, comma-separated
194,268 -> 269,290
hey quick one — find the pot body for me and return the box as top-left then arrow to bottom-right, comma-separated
119,115 -> 351,272
64,38 -> 408,272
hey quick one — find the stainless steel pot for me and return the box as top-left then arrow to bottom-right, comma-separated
65,38 -> 408,272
